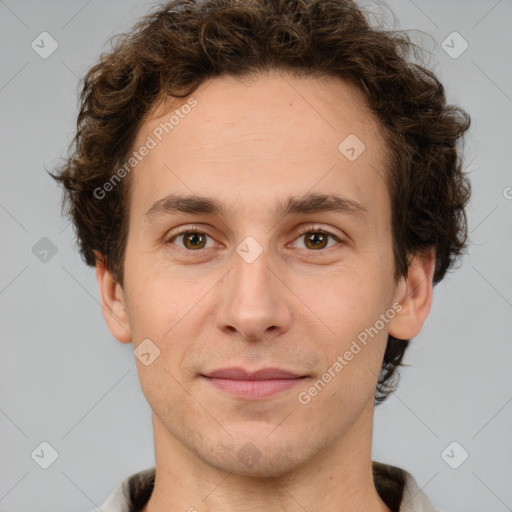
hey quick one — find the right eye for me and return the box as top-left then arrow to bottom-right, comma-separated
165,227 -> 216,252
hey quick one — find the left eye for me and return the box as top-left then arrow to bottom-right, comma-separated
290,229 -> 341,250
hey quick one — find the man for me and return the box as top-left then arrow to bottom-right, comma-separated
51,0 -> 471,510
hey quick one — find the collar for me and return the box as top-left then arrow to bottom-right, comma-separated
93,461 -> 437,512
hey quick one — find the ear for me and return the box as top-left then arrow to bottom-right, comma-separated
388,249 -> 436,340
95,252 -> 132,344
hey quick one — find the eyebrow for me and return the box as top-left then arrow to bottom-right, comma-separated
144,192 -> 368,222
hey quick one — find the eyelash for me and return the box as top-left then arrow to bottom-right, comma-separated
165,225 -> 343,253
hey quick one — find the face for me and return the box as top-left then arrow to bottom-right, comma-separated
101,71 -> 421,477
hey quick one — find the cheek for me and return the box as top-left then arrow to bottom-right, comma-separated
296,260 -> 390,333
123,247 -> 193,333
302,292 -> 390,413
123,257 -> 213,384
293,260 -> 393,393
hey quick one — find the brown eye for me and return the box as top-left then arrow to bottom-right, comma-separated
304,232 -> 329,250
292,229 -> 341,251
168,229 -> 214,251
182,232 -> 207,250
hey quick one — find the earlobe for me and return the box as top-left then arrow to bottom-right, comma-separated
95,252 -> 132,344
388,249 -> 435,341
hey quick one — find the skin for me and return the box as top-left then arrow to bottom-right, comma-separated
96,71 -> 435,512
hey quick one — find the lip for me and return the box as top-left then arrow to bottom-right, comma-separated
205,367 -> 303,380
201,367 -> 307,400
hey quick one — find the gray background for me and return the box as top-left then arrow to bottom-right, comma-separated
0,0 -> 511,510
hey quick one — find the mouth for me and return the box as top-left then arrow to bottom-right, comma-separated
201,367 -> 308,400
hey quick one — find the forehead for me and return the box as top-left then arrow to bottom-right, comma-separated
128,72 -> 389,222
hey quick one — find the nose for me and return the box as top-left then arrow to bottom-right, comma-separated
215,244 -> 292,342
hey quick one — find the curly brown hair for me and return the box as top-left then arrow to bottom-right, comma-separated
50,0 -> 471,406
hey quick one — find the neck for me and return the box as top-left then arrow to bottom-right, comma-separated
142,399 -> 390,512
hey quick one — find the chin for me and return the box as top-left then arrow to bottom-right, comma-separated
196,433 -> 316,478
